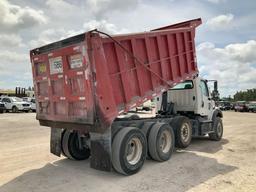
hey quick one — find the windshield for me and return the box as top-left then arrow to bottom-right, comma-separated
220,102 -> 231,106
171,80 -> 193,90
11,97 -> 23,102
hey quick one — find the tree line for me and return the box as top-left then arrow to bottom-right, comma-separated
233,88 -> 256,101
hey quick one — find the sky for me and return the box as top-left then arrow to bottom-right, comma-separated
0,0 -> 255,97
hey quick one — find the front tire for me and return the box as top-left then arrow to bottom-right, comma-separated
112,127 -> 147,175
209,117 -> 223,141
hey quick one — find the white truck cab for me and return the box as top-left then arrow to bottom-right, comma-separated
156,76 -> 223,142
168,77 -> 216,119
157,77 -> 218,117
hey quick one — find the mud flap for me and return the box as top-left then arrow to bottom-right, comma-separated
90,128 -> 112,172
50,128 -> 62,157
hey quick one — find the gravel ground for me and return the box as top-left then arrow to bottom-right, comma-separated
0,111 -> 255,192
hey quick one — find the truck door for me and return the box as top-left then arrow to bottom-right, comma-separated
199,80 -> 212,118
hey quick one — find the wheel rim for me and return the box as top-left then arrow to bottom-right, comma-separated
126,137 -> 142,165
159,129 -> 172,153
181,123 -> 190,142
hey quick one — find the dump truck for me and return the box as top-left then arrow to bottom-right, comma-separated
30,18 -> 223,175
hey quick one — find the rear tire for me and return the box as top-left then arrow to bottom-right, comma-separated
148,123 -> 175,162
209,117 -> 223,141
170,116 -> 192,148
61,129 -> 67,157
112,127 -> 147,175
61,130 -> 90,160
141,122 -> 155,159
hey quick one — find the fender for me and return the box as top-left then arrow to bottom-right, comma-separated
211,108 -> 223,122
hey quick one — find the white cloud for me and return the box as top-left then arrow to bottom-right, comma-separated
0,51 -> 30,88
0,51 -> 28,63
206,14 -> 234,31
197,40 -> 256,97
83,20 -> 129,34
0,0 -> 47,32
0,34 -> 24,47
29,20 -> 129,48
46,0 -> 78,17
225,40 -> 256,63
29,29 -> 66,48
86,0 -> 139,18
205,0 -> 226,3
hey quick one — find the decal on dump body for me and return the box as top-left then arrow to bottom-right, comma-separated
49,56 -> 63,74
35,62 -> 47,76
69,54 -> 83,69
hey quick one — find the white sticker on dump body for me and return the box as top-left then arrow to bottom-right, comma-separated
69,54 -> 83,69
49,56 -> 63,74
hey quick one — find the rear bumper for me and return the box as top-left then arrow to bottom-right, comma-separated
39,119 -> 91,132
16,105 -> 31,111
19,107 -> 31,111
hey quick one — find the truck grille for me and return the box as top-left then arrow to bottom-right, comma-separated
22,104 -> 30,107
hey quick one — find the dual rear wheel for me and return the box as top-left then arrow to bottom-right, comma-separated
112,123 -> 175,175
148,123 -> 175,162
112,127 -> 147,175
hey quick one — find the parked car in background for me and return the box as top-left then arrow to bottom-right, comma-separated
0,100 -> 6,113
22,97 -> 36,112
219,101 -> 231,111
234,101 -> 249,112
1,97 -> 31,113
248,101 -> 256,112
230,102 -> 235,110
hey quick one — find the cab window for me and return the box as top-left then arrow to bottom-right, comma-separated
171,80 -> 193,90
200,80 -> 209,97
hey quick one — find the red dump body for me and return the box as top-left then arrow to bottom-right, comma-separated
30,18 -> 201,130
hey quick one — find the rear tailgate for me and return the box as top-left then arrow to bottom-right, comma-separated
30,34 -> 94,125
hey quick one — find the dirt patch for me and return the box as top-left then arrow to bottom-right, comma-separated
0,111 -> 256,192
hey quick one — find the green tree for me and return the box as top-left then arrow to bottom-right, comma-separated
234,89 -> 256,101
